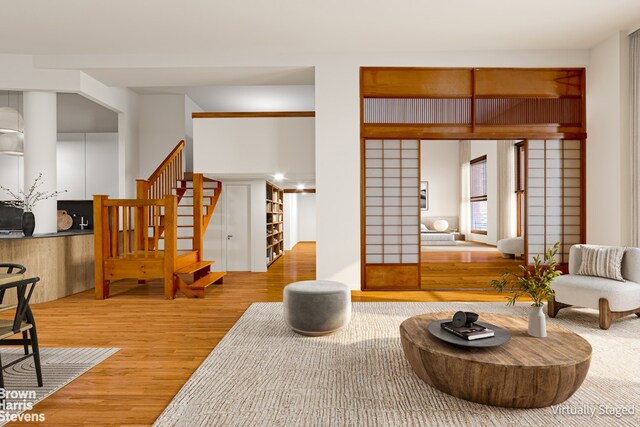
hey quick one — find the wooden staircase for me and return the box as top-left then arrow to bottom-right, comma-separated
94,140 -> 226,299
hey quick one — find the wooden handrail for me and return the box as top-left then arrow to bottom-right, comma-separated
138,140 -> 185,202
147,140 -> 185,183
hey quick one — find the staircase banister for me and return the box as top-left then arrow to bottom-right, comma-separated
147,140 -> 185,182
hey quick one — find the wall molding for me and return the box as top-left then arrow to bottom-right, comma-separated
193,112 -> 315,118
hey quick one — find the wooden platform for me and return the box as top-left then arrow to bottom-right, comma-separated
17,242 -> 526,426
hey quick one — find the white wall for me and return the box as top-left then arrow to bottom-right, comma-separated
118,91 -> 140,198
284,193 -> 299,250
467,140 -> 498,246
297,193 -> 316,241
193,116 -> 315,177
57,93 -> 118,133
138,94 -> 186,178
420,140 -> 460,219
586,31 -> 631,246
184,95 -> 203,172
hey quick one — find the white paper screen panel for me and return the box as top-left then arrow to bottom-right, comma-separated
527,140 -> 582,264
365,140 -> 420,264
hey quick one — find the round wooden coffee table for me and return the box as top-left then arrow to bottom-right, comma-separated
400,312 -> 592,408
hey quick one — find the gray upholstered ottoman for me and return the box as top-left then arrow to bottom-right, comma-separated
283,280 -> 351,336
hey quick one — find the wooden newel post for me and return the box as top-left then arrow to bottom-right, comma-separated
136,179 -> 149,200
163,195 -> 178,299
93,195 -> 110,300
193,174 -> 204,262
136,179 -> 150,250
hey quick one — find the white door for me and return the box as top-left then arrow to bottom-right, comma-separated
226,184 -> 251,271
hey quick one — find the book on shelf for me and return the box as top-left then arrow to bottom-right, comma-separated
440,321 -> 494,341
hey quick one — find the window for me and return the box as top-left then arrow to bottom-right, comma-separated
470,155 -> 487,234
515,141 -> 525,237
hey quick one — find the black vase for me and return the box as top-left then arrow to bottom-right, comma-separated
22,211 -> 35,236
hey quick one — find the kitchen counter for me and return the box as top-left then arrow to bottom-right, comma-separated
0,229 -> 93,239
0,231 -> 94,303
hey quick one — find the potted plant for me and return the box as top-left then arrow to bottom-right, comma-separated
490,242 -> 562,337
1,173 -> 66,236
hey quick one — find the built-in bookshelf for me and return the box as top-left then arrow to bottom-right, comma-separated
266,182 -> 284,267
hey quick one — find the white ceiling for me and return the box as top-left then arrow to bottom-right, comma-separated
1,1 -> 639,55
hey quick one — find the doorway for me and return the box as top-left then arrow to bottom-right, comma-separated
420,139 -> 523,290
225,184 -> 251,271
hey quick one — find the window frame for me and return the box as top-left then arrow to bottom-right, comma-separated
514,141 -> 526,237
470,155 -> 488,235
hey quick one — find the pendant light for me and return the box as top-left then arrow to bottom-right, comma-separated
0,91 -> 24,156
0,132 -> 24,156
0,91 -> 23,134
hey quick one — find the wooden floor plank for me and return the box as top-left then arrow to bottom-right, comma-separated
14,242 -> 519,426
421,249 -> 523,290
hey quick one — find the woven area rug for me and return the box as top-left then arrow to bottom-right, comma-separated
0,347 -> 118,425
155,302 -> 640,427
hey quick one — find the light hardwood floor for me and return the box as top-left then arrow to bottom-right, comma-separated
421,248 -> 523,290
16,242 -> 518,426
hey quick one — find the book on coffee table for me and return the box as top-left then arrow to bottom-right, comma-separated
440,321 -> 495,341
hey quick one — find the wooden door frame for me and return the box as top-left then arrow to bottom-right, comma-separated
359,67 -> 587,291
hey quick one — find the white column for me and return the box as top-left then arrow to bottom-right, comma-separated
23,91 -> 57,234
315,61 -> 361,289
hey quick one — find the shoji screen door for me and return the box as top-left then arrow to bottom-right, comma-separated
526,139 -> 585,264
363,139 -> 421,289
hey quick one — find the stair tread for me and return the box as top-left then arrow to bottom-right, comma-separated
175,261 -> 215,275
190,272 -> 227,290
176,250 -> 198,257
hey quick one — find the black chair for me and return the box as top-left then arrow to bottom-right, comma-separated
0,277 -> 43,395
0,263 -> 26,275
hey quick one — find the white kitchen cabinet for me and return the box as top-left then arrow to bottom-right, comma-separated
56,132 -> 118,200
57,133 -> 86,200
0,154 -> 23,198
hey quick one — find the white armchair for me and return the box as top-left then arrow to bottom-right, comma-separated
549,244 -> 640,329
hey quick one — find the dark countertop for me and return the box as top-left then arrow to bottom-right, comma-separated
0,229 -> 93,240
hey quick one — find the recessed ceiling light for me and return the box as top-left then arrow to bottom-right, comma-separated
274,173 -> 284,181
296,184 -> 305,190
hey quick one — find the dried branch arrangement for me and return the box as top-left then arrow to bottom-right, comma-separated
0,173 -> 67,212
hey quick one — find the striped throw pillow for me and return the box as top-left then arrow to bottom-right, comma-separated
577,246 -> 625,282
